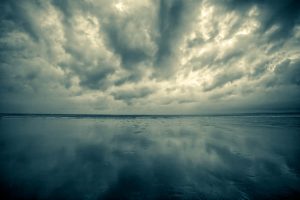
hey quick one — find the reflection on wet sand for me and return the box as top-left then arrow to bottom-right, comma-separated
0,116 -> 300,199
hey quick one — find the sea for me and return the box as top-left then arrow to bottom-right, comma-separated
0,113 -> 300,200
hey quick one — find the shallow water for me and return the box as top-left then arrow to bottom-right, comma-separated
0,115 -> 300,200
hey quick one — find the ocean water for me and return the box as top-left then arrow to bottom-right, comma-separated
0,114 -> 300,200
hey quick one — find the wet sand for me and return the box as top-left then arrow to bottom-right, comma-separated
0,114 -> 299,199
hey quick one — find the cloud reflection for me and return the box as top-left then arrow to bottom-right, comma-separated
0,116 -> 300,199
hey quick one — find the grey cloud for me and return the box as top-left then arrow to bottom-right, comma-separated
204,70 -> 244,92
0,1 -> 40,41
156,0 -> 184,62
248,60 -> 269,79
0,0 -> 300,113
61,44 -> 117,90
53,0 -> 157,86
153,0 -> 202,77
209,90 -> 235,101
51,0 -> 75,19
102,20 -> 152,70
261,59 -> 300,89
112,87 -> 154,104
274,59 -> 300,86
189,52 -> 217,70
79,65 -> 115,90
220,0 -> 300,40
114,69 -> 146,86
205,47 -> 243,71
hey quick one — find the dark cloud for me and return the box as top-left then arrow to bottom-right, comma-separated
274,59 -> 300,86
248,60 -> 269,79
0,1 -> 40,41
204,70 -> 244,91
112,87 -> 154,105
102,22 -> 150,69
156,0 -> 184,62
153,0 -> 202,77
0,0 -> 299,113
79,66 -> 115,90
221,0 -> 300,40
51,0 -> 74,19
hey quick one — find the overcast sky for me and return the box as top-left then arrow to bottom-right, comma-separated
0,0 -> 300,114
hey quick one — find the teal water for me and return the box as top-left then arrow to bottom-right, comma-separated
0,114 -> 300,199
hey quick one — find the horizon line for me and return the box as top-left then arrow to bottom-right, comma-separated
1,112 -> 300,118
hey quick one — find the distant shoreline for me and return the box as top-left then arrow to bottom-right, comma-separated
1,112 -> 300,119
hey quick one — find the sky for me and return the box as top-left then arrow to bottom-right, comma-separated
0,0 -> 300,114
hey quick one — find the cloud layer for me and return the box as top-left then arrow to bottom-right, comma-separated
1,0 -> 300,114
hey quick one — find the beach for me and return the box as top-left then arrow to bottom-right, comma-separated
0,114 -> 300,199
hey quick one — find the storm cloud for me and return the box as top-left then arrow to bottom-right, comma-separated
0,0 -> 300,114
